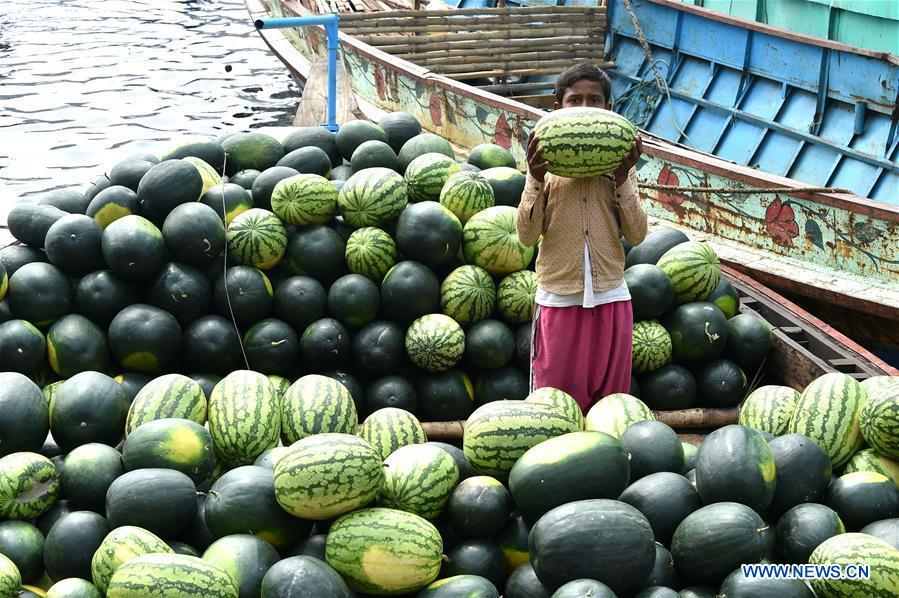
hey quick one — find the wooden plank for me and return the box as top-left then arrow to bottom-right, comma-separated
436,58 -> 605,76
358,30 -> 603,45
293,58 -> 359,128
411,50 -> 600,67
445,62 -> 614,80
338,5 -> 606,19
341,14 -> 604,28
342,23 -> 603,35
378,37 -> 602,53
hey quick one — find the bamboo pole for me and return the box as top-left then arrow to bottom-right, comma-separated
445,62 -> 612,80
477,80 -> 559,94
338,5 -> 606,20
654,408 -> 739,429
378,37 -> 603,53
341,23 -> 603,36
357,31 -> 603,45
341,14 -> 604,28
433,57 -> 598,75
412,50 -> 599,67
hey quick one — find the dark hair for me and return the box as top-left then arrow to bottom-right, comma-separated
554,63 -> 612,106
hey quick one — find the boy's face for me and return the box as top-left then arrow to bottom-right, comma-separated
554,78 -> 610,110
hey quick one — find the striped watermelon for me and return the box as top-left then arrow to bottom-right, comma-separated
532,107 -> 636,178
121,418 -> 215,484
860,383 -> 899,460
338,167 -> 408,228
526,387 -> 585,428
862,376 -> 899,395
738,385 -> 800,436
439,171 -> 495,224
656,242 -> 721,304
183,156 -> 224,196
463,206 -> 535,275
268,374 -> 291,400
584,393 -> 655,439
270,173 -> 338,226
91,526 -> 174,594
0,452 -> 60,520
207,370 -> 281,467
280,374 -> 358,444
463,401 -> 581,477
325,508 -> 443,594
496,270 -> 537,324
631,320 -> 672,373
405,153 -> 461,203
0,553 -> 20,597
273,433 -> 385,520
345,227 -> 398,282
380,443 -> 459,519
809,533 -> 899,598
405,314 -> 466,372
125,373 -> 207,436
359,407 -> 427,460
844,449 -> 899,488
107,553 -> 238,598
225,208 -> 288,270
788,372 -> 866,467
440,265 -> 496,327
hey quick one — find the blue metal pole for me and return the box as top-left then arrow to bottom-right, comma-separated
255,15 -> 341,132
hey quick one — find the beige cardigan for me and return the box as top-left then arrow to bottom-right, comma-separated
516,168 -> 648,295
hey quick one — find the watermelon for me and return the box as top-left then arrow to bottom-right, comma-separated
497,512 -> 531,572
465,319 -> 515,370
380,260 -> 441,325
718,568 -> 814,598
725,313 -> 773,373
0,262 -> 6,302
0,520 -> 43,583
74,270 -> 140,327
552,580 -> 616,597
405,313 -> 466,372
201,534 -> 279,598
200,183 -> 253,226
107,304 -> 182,375
42,510 -> 110,582
184,157 -> 223,195
463,206 -> 535,275
664,302 -> 729,364
59,443 -> 124,513
532,107 -> 636,178
49,371 -> 129,452
122,418 -> 215,485
325,508 -> 443,594
788,372 -> 866,467
225,208 -> 287,270
670,502 -> 767,586
439,171 -> 495,224
205,466 -> 312,550
380,443 -> 459,519
767,433 -> 832,514
863,376 -> 899,395
694,425 -> 776,512
0,549 -> 22,595
221,132 -> 284,176
440,265 -> 496,327
0,373 -> 48,457
250,166 -> 299,212
619,420 -> 685,480
397,133 -> 454,173
280,374 -> 358,444
738,385 -> 800,436
107,553 -> 238,598
161,138 -> 226,174
525,387 -> 583,429
860,383 -> 899,460
336,120 -> 388,161
338,167 -> 408,228
405,153 -> 461,203
479,167 -> 526,208
105,468 -> 198,539
631,320 -> 672,373
826,471 -> 899,531
359,407 -> 427,460
504,563 -> 551,598
844,449 -> 899,487
656,242 -> 721,304
345,226 -> 397,281
529,499 -> 655,594
274,433 -> 384,520
300,317 -> 352,372
212,265 -> 274,328
242,318 -> 300,376
463,401 -> 580,477
44,213 -> 103,276
45,578 -> 102,597
862,519 -> 899,550
475,366 -> 529,405
618,472 -> 701,547
207,370 -> 280,467
230,169 -> 261,190
775,502 -> 845,564
809,533 -> 899,598
146,261 -> 213,327
351,140 -> 399,172
446,476 -> 511,539
0,319 -> 46,375
584,393 -> 654,439
91,526 -> 174,594
100,215 -> 166,281
7,262 -> 73,328
624,264 -> 676,321
509,431 -> 630,521
87,185 -> 139,228
277,146 -> 332,178
378,112 -> 422,154
416,368 -> 476,421
282,126 -> 339,165
467,143 -> 516,170
272,275 -> 326,333
126,374 -> 207,435
261,555 -> 351,597
352,320 -> 406,378
442,540 -> 506,589
496,270 -> 537,324
418,575 -> 499,598
696,358 -> 748,407
271,173 -> 337,226
135,160 -> 204,225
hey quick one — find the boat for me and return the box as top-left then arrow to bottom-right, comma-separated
247,0 -> 899,365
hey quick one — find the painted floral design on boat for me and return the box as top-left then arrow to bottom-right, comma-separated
765,197 -> 799,247
656,163 -> 686,217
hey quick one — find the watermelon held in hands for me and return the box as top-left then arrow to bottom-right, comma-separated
532,107 -> 636,178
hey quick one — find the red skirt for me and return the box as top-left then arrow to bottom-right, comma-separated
530,301 -> 633,414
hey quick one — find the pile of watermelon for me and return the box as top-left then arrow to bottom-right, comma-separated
0,110 -> 895,597
622,228 -> 774,410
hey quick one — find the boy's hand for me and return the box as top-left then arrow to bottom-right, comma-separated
526,131 -> 549,183
614,134 -> 643,186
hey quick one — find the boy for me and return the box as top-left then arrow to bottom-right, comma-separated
517,63 -> 647,414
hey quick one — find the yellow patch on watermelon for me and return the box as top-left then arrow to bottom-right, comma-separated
164,427 -> 206,465
92,202 -> 133,229
120,352 -> 160,373
360,545 -> 439,591
183,156 -> 223,197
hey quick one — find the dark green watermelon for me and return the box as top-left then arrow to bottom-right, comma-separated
161,202 -> 226,267
0,319 -> 47,375
718,567 -> 814,598
260,555 -> 351,598
50,371 -> 129,452
42,511 -> 109,582
105,468 -> 198,539
6,203 -> 68,248
107,304 -> 182,375
0,520 -> 44,583
395,201 -> 463,270
766,434 -> 832,515
696,358 -> 748,407
278,146 -> 332,177
300,318 -> 351,373
7,262 -> 72,329
366,375 -> 417,414
416,368 -> 475,421
285,225 -> 347,286
826,471 -> 899,531
625,228 -> 689,268
447,476 -> 511,539
327,274 -> 381,329
775,503 -> 845,564
504,564 -> 551,598
282,127 -> 340,166
212,266 -> 273,329
380,260 -> 440,325
243,318 -> 300,377
638,365 -> 697,410
620,420 -> 685,480
273,276 -> 327,333
146,262 -> 213,327
625,264 -> 676,321
474,365 -> 529,406
618,471 -> 702,547
664,302 -> 729,364
44,214 -> 104,276
695,425 -> 776,512
38,188 -> 90,214
352,320 -> 406,378
181,315 -> 243,375
250,166 -> 300,212
75,270 -> 141,327
465,319 -> 515,370
59,443 -> 124,512
442,540 -> 507,590
725,313 -> 773,373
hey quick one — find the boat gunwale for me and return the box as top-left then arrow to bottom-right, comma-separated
262,0 -> 899,222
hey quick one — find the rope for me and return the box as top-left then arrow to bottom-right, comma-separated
620,0 -> 664,94
638,183 -> 852,195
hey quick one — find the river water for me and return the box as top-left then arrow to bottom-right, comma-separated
0,0 -> 299,203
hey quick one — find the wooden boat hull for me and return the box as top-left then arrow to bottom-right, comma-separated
249,0 -> 899,341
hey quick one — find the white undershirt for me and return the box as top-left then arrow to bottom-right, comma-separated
535,243 -> 630,308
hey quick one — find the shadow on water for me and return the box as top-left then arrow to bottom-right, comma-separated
0,0 -> 301,203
